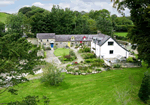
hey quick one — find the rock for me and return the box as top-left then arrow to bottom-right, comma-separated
92,71 -> 97,74
74,68 -> 79,71
81,73 -> 86,75
75,72 -> 78,75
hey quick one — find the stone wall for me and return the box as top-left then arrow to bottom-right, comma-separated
112,62 -> 141,68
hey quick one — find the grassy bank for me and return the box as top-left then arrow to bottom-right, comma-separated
0,67 -> 149,105
114,32 -> 128,37
0,12 -> 9,23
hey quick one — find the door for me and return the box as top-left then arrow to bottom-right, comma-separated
51,43 -> 54,48
68,42 -> 70,47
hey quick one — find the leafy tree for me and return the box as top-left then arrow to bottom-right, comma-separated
96,16 -> 113,36
138,71 -> 150,103
18,7 -> 32,15
112,0 -> 150,67
40,63 -> 64,86
5,13 -> 30,36
0,21 -> 5,37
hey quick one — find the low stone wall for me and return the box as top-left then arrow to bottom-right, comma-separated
112,62 -> 141,68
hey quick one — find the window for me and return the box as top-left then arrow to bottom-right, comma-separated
41,40 -> 42,42
109,50 -> 113,54
108,42 -> 114,45
43,43 -> 46,45
47,39 -> 49,42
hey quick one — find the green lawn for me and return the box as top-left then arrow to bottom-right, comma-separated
0,12 -> 9,23
54,48 -> 70,57
114,32 -> 128,37
0,67 -> 149,105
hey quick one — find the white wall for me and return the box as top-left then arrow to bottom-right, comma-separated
91,40 -> 96,53
101,38 -> 129,58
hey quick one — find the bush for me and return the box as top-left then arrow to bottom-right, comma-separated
138,71 -> 150,103
82,53 -> 96,59
54,46 -> 57,50
40,63 -> 64,86
87,69 -> 92,73
126,57 -> 134,62
85,59 -> 93,63
113,64 -> 121,68
84,47 -> 90,52
75,46 -> 78,49
26,32 -> 35,38
64,55 -> 71,59
66,64 -> 72,68
45,47 -> 51,50
69,50 -> 75,56
80,61 -> 83,63
95,69 -> 101,71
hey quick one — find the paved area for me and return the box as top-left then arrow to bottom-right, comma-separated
44,50 -> 61,65
70,47 -> 84,63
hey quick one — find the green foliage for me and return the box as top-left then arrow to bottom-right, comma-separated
82,53 -> 96,59
7,95 -> 50,105
95,69 -> 102,71
66,64 -> 72,68
138,71 -> 150,103
115,35 -> 128,40
40,63 -> 64,86
126,57 -> 134,62
96,16 -> 113,36
111,0 -> 150,68
0,21 -> 5,37
113,64 -> 121,68
69,50 -> 76,56
44,51 -> 46,58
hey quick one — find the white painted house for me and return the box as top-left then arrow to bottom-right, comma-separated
91,34 -> 129,59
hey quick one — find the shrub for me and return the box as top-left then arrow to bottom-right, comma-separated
44,51 -> 46,58
80,61 -> 83,63
64,55 -> 71,59
66,64 -> 72,68
45,47 -> 51,50
69,50 -> 75,56
113,64 -> 121,68
87,69 -> 92,73
126,57 -> 134,62
58,57 -> 63,61
75,46 -> 78,49
74,62 -> 78,65
40,63 -> 64,86
85,59 -> 93,63
78,49 -> 83,53
85,47 -> 91,52
138,71 -> 150,103
95,69 -> 101,71
54,46 -> 57,50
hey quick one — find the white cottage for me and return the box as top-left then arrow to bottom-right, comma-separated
91,34 -> 129,59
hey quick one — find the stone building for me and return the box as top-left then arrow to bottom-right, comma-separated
36,33 -> 99,48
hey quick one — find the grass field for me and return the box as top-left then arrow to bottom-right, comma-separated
0,67 -> 149,105
54,48 -> 70,56
0,12 -> 9,23
114,32 -> 128,37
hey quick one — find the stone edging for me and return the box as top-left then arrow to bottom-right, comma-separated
66,71 -> 102,75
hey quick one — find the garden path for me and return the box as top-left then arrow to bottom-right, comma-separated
70,47 -> 84,63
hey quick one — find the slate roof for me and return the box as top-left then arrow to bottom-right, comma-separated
55,34 -> 99,42
37,33 -> 55,39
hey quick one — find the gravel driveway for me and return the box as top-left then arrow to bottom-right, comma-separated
44,50 -> 61,65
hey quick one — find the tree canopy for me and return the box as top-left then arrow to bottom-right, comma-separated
111,0 -> 150,67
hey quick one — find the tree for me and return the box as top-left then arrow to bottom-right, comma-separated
111,0 -> 150,67
0,21 -> 5,37
96,16 -> 113,36
138,71 -> 150,103
18,7 -> 32,15
5,13 -> 29,36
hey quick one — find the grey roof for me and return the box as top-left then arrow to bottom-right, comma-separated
55,34 -> 99,42
36,33 -> 55,39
